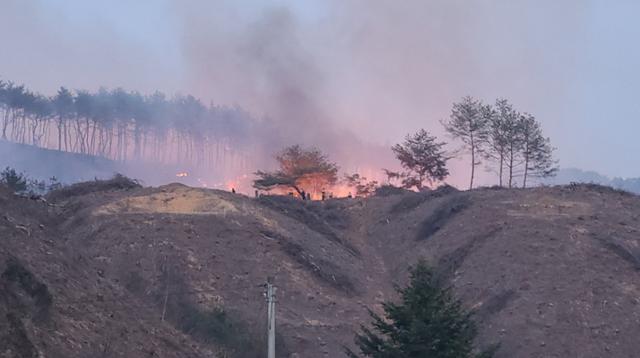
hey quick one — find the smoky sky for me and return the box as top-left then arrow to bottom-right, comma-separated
1,0 -> 639,179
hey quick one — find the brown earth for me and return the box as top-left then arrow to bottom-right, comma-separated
1,179 -> 640,357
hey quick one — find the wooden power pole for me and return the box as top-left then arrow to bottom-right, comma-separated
266,279 -> 277,358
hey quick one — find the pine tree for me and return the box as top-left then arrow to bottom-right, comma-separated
253,144 -> 338,198
519,113 -> 557,187
0,167 -> 28,193
487,99 -> 523,188
392,129 -> 449,191
442,96 -> 489,190
347,261 -> 497,358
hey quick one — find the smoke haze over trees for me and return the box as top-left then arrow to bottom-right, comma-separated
0,79 -> 266,173
3,1 -> 640,181
0,1 -> 637,186
0,74 -> 558,195
0,76 -> 396,190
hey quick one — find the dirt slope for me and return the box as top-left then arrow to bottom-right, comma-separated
1,181 -> 640,357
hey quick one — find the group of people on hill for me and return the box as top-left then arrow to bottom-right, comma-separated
231,187 -> 350,201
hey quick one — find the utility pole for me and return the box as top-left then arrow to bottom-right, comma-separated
266,278 -> 276,358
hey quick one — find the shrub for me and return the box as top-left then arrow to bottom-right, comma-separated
0,167 -> 28,193
155,265 -> 269,357
374,184 -> 407,197
47,176 -> 63,191
0,167 -> 65,195
46,173 -> 141,201
2,258 -> 53,321
172,301 -> 266,357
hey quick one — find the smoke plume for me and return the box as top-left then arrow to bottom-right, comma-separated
2,0 -> 638,186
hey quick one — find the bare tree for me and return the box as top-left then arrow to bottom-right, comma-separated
392,129 -> 449,190
442,96 -> 489,189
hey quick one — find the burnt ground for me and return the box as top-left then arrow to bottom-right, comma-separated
1,181 -> 640,357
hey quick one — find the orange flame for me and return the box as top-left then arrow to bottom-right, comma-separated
176,172 -> 189,178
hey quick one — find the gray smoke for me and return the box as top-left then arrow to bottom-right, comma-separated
3,0 -> 637,186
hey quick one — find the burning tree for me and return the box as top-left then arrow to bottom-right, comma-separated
253,145 -> 338,198
392,129 -> 449,190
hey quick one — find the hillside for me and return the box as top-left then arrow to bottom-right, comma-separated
0,140 -> 229,189
1,180 -> 640,357
542,168 -> 640,194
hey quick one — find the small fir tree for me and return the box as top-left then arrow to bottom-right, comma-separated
347,261 -> 497,358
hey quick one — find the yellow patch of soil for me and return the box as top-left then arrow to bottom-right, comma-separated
94,185 -> 238,216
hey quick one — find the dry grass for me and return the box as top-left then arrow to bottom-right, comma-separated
94,184 -> 238,216
47,173 -> 141,201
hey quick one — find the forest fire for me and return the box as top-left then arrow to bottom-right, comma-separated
0,79 -> 401,196
224,174 -> 251,192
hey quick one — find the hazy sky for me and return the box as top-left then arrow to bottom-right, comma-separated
1,0 -> 639,178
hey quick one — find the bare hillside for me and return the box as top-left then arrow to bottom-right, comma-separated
1,181 -> 640,357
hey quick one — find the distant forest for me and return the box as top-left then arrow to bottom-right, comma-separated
0,79 -> 273,172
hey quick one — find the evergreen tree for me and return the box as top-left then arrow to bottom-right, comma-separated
0,78 -> 261,170
0,167 -> 28,193
347,261 -> 497,358
485,99 -> 523,188
392,129 -> 449,191
442,96 -> 489,190
484,99 -> 510,187
483,100 -> 557,188
52,87 -> 75,151
519,113 -> 557,187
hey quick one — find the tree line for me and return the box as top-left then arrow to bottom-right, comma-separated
389,96 -> 557,190
0,79 -> 264,171
445,97 -> 557,189
254,96 -> 557,196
